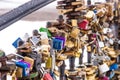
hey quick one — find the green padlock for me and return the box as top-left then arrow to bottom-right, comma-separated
39,27 -> 52,38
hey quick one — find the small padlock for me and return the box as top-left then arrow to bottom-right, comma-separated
46,56 -> 52,69
71,19 -> 77,27
70,28 -> 80,39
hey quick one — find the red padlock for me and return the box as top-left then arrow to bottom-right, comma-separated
40,67 -> 53,80
78,19 -> 89,30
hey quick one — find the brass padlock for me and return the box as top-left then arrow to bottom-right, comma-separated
45,57 -> 52,69
66,40 -> 74,48
70,28 -> 80,39
74,49 -> 82,57
71,19 -> 78,27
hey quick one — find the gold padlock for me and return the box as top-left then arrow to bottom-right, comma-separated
71,19 -> 78,27
87,46 -> 92,52
74,49 -> 82,57
45,57 -> 52,69
66,40 -> 74,48
70,28 -> 80,39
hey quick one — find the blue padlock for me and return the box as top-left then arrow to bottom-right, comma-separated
52,38 -> 63,50
15,61 -> 30,77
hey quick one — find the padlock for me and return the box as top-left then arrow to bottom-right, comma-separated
84,11 -> 95,21
15,53 -> 34,71
12,37 -> 22,48
70,28 -> 80,39
39,27 -> 52,38
66,40 -> 74,48
39,67 -> 53,80
87,45 -> 92,52
99,63 -> 109,74
52,38 -> 64,50
78,19 -> 89,30
74,49 -> 82,58
30,36 -> 41,46
96,8 -> 106,17
15,61 -> 30,77
45,56 -> 52,69
71,19 -> 77,27
55,37 -> 65,48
